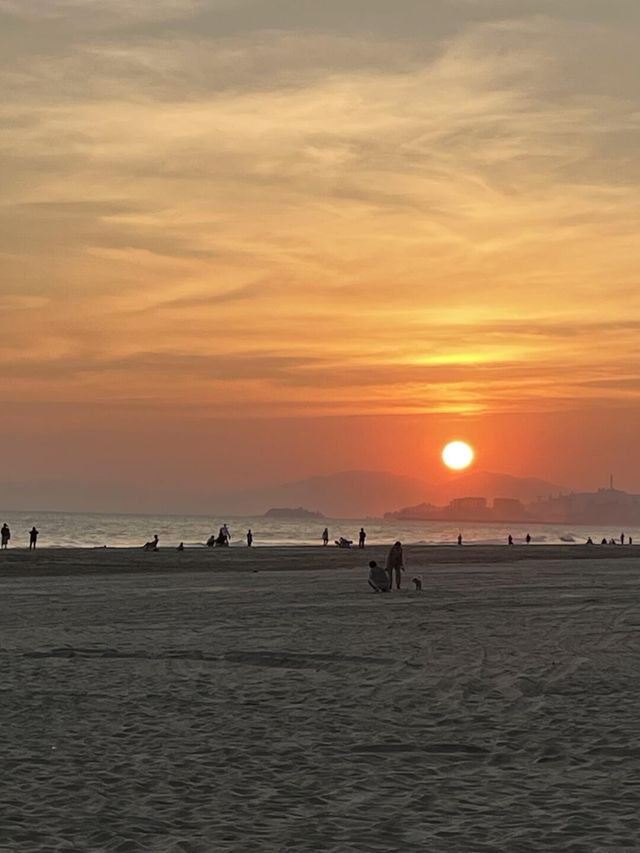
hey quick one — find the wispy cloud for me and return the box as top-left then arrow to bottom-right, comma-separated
0,2 -> 639,419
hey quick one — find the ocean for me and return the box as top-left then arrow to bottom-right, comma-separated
0,509 -> 636,549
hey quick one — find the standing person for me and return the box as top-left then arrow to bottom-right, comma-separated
526,533 -> 531,544
621,532 -> 625,545
358,528 -> 366,549
322,528 -> 329,547
386,541 -> 404,590
457,534 -> 463,546
1,523 -> 10,549
222,523 -> 231,542
29,526 -> 39,550
247,529 -> 253,547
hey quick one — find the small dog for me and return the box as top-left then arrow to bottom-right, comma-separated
412,577 -> 423,591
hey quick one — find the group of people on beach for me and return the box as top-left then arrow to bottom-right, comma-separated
144,524 -> 251,551
206,524 -> 234,548
1,524 -> 38,550
0,521 -> 634,552
322,527 -> 367,548
367,541 -> 405,592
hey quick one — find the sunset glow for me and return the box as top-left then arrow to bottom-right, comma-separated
1,1 -> 639,511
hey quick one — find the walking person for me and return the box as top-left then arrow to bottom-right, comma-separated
29,526 -> 39,550
1,523 -> 10,549
358,527 -> 366,549
386,541 -> 405,590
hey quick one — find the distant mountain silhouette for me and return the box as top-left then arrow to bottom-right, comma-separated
217,470 -> 433,518
214,469 -> 567,518
435,471 -> 565,505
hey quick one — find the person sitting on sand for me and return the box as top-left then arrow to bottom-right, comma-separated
177,542 -> 185,552
386,541 -> 404,590
335,537 -> 353,548
1,523 -> 10,549
143,534 -> 159,551
601,538 -> 608,545
586,536 -> 594,545
29,526 -> 39,550
368,560 -> 390,593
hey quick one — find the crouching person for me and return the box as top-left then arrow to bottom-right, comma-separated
368,560 -> 390,593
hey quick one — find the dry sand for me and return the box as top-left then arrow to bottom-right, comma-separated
1,547 -> 640,851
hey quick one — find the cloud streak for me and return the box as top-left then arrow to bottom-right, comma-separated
0,1 -> 639,422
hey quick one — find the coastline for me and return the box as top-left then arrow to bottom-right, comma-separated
0,543 -> 638,577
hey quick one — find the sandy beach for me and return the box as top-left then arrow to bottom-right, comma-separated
2,547 -> 640,851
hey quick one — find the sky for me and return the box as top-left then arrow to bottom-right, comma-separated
1,0 -> 639,511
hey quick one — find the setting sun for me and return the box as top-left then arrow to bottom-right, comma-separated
442,441 -> 475,471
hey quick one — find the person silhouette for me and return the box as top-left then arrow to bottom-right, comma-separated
29,526 -> 39,550
1,523 -> 10,549
508,535 -> 513,545
322,528 -> 329,546
621,532 -> 625,545
143,534 -> 159,551
457,534 -> 463,546
247,529 -> 253,547
525,533 -> 531,544
177,542 -> 185,552
386,541 -> 404,590
368,560 -> 390,592
358,528 -> 366,549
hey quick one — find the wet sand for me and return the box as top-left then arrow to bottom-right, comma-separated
0,543 -> 638,576
2,549 -> 640,851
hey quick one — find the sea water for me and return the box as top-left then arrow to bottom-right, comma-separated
0,509 -> 636,549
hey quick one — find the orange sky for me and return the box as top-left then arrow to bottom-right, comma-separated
1,1 -> 639,511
